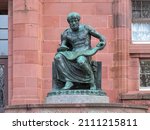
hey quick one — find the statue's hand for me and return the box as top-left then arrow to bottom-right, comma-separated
57,45 -> 69,52
96,41 -> 106,50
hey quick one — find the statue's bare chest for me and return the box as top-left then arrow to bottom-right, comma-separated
67,29 -> 89,43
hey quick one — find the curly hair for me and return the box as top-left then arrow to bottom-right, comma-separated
67,12 -> 81,23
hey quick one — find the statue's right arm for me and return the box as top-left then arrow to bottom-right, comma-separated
57,31 -> 69,52
60,32 -> 67,46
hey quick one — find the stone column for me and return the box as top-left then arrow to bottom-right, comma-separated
10,0 -> 43,105
8,0 -> 13,105
113,0 -> 131,95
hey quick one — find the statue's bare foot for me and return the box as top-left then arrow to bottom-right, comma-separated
90,83 -> 96,90
62,81 -> 73,90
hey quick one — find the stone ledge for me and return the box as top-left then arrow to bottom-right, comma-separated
4,103 -> 148,113
5,103 -> 148,109
120,93 -> 150,100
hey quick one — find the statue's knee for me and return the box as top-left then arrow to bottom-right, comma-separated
77,56 -> 87,65
55,54 -> 62,61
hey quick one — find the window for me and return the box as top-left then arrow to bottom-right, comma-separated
132,0 -> 150,43
0,58 -> 8,112
0,11 -> 8,112
0,15 -> 8,55
0,2 -> 8,112
140,60 -> 150,89
0,64 -> 5,107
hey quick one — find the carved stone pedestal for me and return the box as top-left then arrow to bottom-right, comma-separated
45,90 -> 109,104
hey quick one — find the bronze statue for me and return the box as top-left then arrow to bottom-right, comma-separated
54,12 -> 106,90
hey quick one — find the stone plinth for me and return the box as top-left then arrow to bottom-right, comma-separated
45,90 -> 109,104
46,95 -> 109,104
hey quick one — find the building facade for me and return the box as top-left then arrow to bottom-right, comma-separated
0,0 -> 150,112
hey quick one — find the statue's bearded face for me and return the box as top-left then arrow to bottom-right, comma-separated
69,18 -> 80,31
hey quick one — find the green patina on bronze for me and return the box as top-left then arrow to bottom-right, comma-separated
48,90 -> 106,96
53,12 -> 106,92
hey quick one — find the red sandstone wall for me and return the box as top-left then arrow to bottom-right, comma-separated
42,0 -> 116,102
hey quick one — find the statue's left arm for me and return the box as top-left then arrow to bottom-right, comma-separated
86,25 -> 106,48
